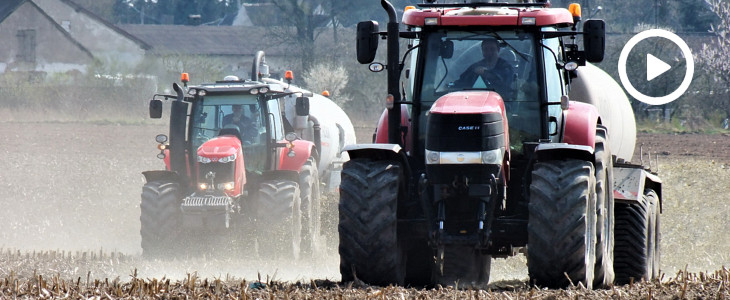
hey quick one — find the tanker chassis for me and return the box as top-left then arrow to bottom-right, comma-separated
338,0 -> 662,289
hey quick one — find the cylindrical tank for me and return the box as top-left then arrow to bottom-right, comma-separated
569,63 -> 636,162
263,78 -> 357,186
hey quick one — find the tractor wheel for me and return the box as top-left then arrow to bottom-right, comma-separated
432,246 -> 491,289
614,189 -> 658,284
593,127 -> 615,288
299,156 -> 322,257
254,179 -> 302,260
140,181 -> 182,258
338,158 -> 405,286
528,159 -> 597,289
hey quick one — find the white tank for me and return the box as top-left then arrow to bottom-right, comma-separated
263,78 -> 357,190
569,63 -> 636,162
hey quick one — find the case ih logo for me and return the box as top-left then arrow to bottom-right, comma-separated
457,125 -> 480,131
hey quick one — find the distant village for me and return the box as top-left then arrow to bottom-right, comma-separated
0,0 -> 311,82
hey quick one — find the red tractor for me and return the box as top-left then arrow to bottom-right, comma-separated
338,0 -> 662,289
141,52 -> 326,259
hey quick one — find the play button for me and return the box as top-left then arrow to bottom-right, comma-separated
646,54 -> 671,81
618,29 -> 694,105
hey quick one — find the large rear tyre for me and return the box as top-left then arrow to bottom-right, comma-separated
254,179 -> 302,260
593,127 -> 615,288
433,246 -> 491,289
614,189 -> 659,284
338,158 -> 405,286
528,159 -> 597,289
140,181 -> 182,258
299,156 -> 322,257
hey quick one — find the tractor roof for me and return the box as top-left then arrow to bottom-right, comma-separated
189,81 -> 285,95
402,5 -> 573,27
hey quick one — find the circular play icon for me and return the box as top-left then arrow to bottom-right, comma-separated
618,29 -> 694,105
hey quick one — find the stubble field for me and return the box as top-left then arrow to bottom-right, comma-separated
0,122 -> 728,298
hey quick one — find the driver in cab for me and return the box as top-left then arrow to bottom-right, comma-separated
453,37 -> 515,100
222,104 -> 256,142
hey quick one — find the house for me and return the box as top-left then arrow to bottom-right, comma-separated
0,0 -> 149,76
118,24 -> 293,79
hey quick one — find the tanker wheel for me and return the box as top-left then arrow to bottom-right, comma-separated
140,181 -> 182,258
593,127 -> 615,288
338,158 -> 405,286
432,246 -> 491,289
299,156 -> 322,257
528,159 -> 597,289
614,189 -> 658,284
254,179 -> 302,260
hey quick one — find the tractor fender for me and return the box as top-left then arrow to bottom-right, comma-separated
534,143 -> 594,163
562,101 -> 600,148
261,169 -> 300,183
142,170 -> 182,184
374,104 -> 413,152
278,139 -> 316,172
343,143 -> 412,183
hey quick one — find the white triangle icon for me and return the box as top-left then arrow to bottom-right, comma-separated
647,54 -> 671,81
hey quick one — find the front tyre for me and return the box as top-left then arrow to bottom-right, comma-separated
254,179 -> 302,260
338,158 -> 405,286
299,156 -> 322,257
140,181 -> 182,258
528,159 -> 597,289
593,127 -> 615,288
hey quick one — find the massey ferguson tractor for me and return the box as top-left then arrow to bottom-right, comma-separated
338,0 -> 662,289
141,51 -> 356,259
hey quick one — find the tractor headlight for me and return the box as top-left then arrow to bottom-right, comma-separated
199,183 -> 208,190
425,150 -> 440,164
197,156 -> 212,163
425,149 -> 503,165
219,153 -> 237,163
250,88 -> 259,95
259,87 -> 269,93
480,148 -> 503,165
217,182 -> 235,191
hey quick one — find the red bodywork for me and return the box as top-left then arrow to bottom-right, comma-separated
562,101 -> 600,149
278,139 -> 316,171
402,7 -> 573,27
430,91 -> 511,181
374,104 -> 414,152
196,135 -> 246,197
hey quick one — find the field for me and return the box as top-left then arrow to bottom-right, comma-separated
0,122 -> 729,298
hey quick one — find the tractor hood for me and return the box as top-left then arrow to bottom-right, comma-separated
430,91 -> 506,115
197,136 -> 242,161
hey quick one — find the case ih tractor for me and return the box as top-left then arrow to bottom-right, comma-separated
141,51 -> 355,259
338,0 -> 662,289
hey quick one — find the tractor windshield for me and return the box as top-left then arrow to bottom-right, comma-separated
417,29 -> 542,152
419,29 -> 538,104
190,94 -> 268,171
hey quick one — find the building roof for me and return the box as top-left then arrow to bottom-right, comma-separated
0,0 -> 27,24
119,24 -> 287,56
58,0 -> 151,50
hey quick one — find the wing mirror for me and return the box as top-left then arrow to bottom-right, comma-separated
583,19 -> 605,63
149,99 -> 162,119
357,21 -> 380,64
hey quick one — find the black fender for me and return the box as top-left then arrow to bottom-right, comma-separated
262,170 -> 300,184
343,143 -> 412,181
534,143 -> 594,163
142,170 -> 182,184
